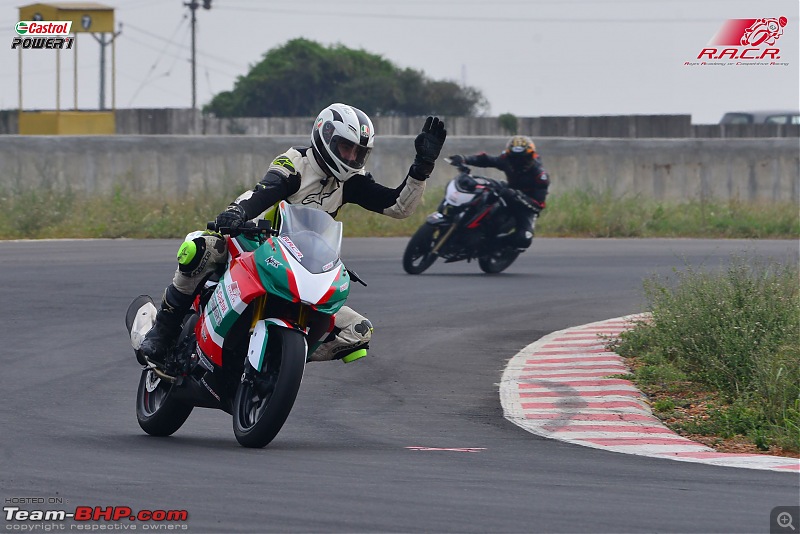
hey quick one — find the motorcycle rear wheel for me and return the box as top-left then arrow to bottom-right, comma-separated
233,327 -> 306,448
403,224 -> 438,275
478,248 -> 520,274
136,369 -> 193,436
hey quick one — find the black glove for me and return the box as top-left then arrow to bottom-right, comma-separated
215,203 -> 247,231
501,188 -> 543,215
409,116 -> 447,180
449,154 -> 465,166
500,186 -> 517,203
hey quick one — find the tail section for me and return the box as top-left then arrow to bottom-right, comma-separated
125,295 -> 157,364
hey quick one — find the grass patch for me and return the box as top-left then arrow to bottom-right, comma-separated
612,255 -> 800,454
540,189 -> 799,238
0,186 -> 239,239
0,185 -> 797,239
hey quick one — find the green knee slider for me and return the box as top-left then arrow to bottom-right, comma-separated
341,348 -> 368,363
176,237 -> 207,273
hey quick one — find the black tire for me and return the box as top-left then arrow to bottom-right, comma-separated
402,224 -> 438,275
233,327 -> 306,448
478,248 -> 521,274
136,369 -> 193,437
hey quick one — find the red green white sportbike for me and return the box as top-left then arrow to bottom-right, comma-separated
125,202 -> 363,448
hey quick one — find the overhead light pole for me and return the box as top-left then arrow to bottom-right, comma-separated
185,0 -> 212,110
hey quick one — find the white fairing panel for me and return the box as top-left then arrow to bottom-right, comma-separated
282,248 -> 342,304
444,180 -> 477,207
130,301 -> 157,350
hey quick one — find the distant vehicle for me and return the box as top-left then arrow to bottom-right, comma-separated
719,110 -> 800,125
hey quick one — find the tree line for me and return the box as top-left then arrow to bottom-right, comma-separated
204,38 -> 488,118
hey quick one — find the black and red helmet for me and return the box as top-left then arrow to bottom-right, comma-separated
504,135 -> 537,171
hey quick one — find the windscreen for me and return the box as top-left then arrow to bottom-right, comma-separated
278,203 -> 343,274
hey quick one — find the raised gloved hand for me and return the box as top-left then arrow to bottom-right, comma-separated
409,116 -> 447,180
215,203 -> 247,231
448,154 -> 465,166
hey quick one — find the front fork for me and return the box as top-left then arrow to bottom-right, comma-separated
425,211 -> 460,255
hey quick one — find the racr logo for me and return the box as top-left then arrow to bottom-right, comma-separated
741,17 -> 787,46
686,16 -> 790,64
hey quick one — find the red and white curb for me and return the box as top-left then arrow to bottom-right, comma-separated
500,315 -> 799,473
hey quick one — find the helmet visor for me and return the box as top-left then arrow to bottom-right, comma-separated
508,151 -> 531,165
330,135 -> 371,170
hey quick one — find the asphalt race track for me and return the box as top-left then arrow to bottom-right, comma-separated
2,237 -> 798,533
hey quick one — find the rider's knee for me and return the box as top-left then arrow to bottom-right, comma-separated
172,231 -> 227,294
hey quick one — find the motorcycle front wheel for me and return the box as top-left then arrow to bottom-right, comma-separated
136,369 -> 193,436
478,248 -> 520,274
402,224 -> 438,275
233,327 -> 306,448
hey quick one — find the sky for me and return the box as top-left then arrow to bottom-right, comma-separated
1,0 -> 798,125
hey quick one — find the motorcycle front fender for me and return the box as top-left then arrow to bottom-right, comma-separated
248,319 -> 309,372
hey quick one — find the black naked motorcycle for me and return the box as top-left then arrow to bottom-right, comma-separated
402,161 -> 533,275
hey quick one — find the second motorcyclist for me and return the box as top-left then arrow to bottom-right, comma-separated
448,135 -> 549,250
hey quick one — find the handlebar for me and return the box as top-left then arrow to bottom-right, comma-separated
444,158 -> 507,193
206,219 -> 278,239
444,157 -> 471,175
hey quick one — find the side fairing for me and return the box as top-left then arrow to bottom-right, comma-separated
196,253 -> 265,365
314,267 -> 350,315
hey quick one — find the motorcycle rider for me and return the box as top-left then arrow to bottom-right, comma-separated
448,135 -> 549,250
140,103 -> 447,366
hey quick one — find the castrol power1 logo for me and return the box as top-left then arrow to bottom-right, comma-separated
12,20 -> 74,49
16,20 -> 72,36
685,16 -> 790,66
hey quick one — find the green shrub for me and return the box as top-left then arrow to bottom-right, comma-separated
498,113 -> 518,135
614,255 -> 800,451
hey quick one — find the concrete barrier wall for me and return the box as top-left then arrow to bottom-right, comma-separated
1,136 -> 797,203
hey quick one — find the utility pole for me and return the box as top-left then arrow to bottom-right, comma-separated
92,25 -> 122,110
185,0 -> 212,110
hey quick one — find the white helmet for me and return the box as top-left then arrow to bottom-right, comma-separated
311,103 -> 375,182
